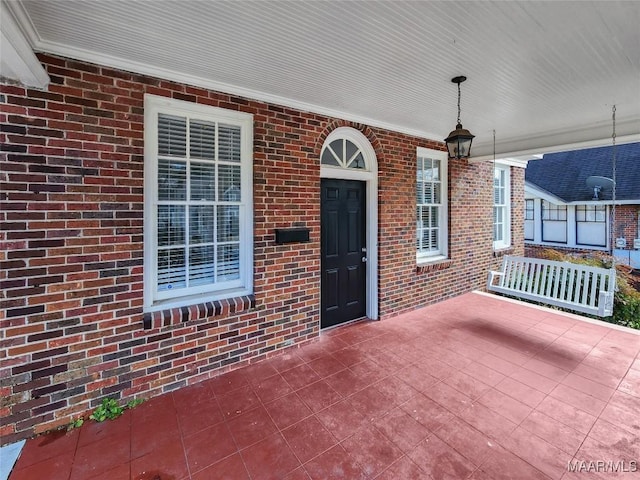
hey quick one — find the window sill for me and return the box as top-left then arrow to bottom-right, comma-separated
416,258 -> 453,273
142,294 -> 255,330
493,247 -> 514,258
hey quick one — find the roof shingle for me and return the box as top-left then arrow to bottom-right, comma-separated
525,143 -> 640,202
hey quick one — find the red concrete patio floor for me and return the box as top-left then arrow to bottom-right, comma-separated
8,292 -> 640,480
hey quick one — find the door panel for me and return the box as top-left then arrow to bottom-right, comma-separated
321,179 -> 366,328
325,210 -> 339,257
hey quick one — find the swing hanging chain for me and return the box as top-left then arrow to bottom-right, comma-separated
611,105 -> 617,261
492,129 -> 496,248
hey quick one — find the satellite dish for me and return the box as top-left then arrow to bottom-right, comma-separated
586,176 -> 615,200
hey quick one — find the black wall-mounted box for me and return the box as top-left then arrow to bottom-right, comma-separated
275,228 -> 310,245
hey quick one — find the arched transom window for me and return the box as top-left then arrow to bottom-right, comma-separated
321,137 -> 367,170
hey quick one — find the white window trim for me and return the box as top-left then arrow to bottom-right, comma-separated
493,163 -> 511,250
416,147 -> 448,264
143,94 -> 253,312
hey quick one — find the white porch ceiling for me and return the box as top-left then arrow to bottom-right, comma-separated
5,0 -> 640,159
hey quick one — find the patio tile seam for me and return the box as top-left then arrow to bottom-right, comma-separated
476,447 -> 554,480
335,423 -> 403,478
519,361 -> 571,385
566,365 -> 625,392
10,454 -> 74,480
532,395 -> 598,436
559,419 -> 605,476
373,454 -> 431,480
176,410 -> 200,480
493,378 -> 547,409
505,424 -> 581,479
187,450 -> 249,479
430,419 -> 501,471
473,291 -> 640,337
615,359 -> 640,395
12,427 -> 83,474
516,411 -> 584,458
180,426 -> 244,478
278,426 -> 338,472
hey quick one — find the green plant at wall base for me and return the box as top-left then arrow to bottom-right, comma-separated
89,397 -> 145,422
90,398 -> 124,422
67,417 -> 84,431
127,398 -> 144,409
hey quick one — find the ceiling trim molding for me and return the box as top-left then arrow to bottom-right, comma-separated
23,37 -> 446,144
493,159 -> 529,169
471,130 -> 640,162
0,0 -> 48,89
7,1 -> 638,156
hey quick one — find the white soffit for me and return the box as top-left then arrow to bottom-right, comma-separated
6,0 -> 640,157
0,0 -> 48,88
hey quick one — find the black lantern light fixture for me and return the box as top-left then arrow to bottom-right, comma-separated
444,76 -> 475,159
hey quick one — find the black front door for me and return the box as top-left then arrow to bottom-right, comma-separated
321,179 -> 366,329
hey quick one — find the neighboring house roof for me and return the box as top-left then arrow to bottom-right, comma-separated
525,142 -> 640,202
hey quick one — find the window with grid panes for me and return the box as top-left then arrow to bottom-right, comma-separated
524,199 -> 535,241
144,95 -> 253,311
416,148 -> 448,261
524,199 -> 534,220
576,205 -> 606,223
542,201 -> 567,220
493,166 -> 511,249
576,204 -> 606,246
541,200 -> 567,243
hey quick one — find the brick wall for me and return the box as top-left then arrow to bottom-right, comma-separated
0,54 -> 523,443
615,205 -> 639,247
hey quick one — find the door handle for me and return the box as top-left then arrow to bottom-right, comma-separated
362,256 -> 367,263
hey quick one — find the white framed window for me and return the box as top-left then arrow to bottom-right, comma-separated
493,165 -> 511,249
524,199 -> 534,241
576,205 -> 606,223
416,148 -> 448,262
576,204 -> 606,247
321,137 -> 367,170
143,95 -> 253,312
541,200 -> 567,243
524,199 -> 534,221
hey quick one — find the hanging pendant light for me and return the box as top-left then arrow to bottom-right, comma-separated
445,76 -> 475,159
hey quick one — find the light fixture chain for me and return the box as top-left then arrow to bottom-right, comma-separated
457,82 -> 462,125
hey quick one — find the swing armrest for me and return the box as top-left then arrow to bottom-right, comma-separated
487,269 -> 504,290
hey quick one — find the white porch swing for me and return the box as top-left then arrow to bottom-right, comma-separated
487,107 -> 619,317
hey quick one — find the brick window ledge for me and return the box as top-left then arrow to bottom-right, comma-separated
493,248 -> 515,258
142,295 -> 256,329
416,259 -> 453,274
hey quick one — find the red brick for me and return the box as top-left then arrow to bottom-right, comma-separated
0,55 -> 524,444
